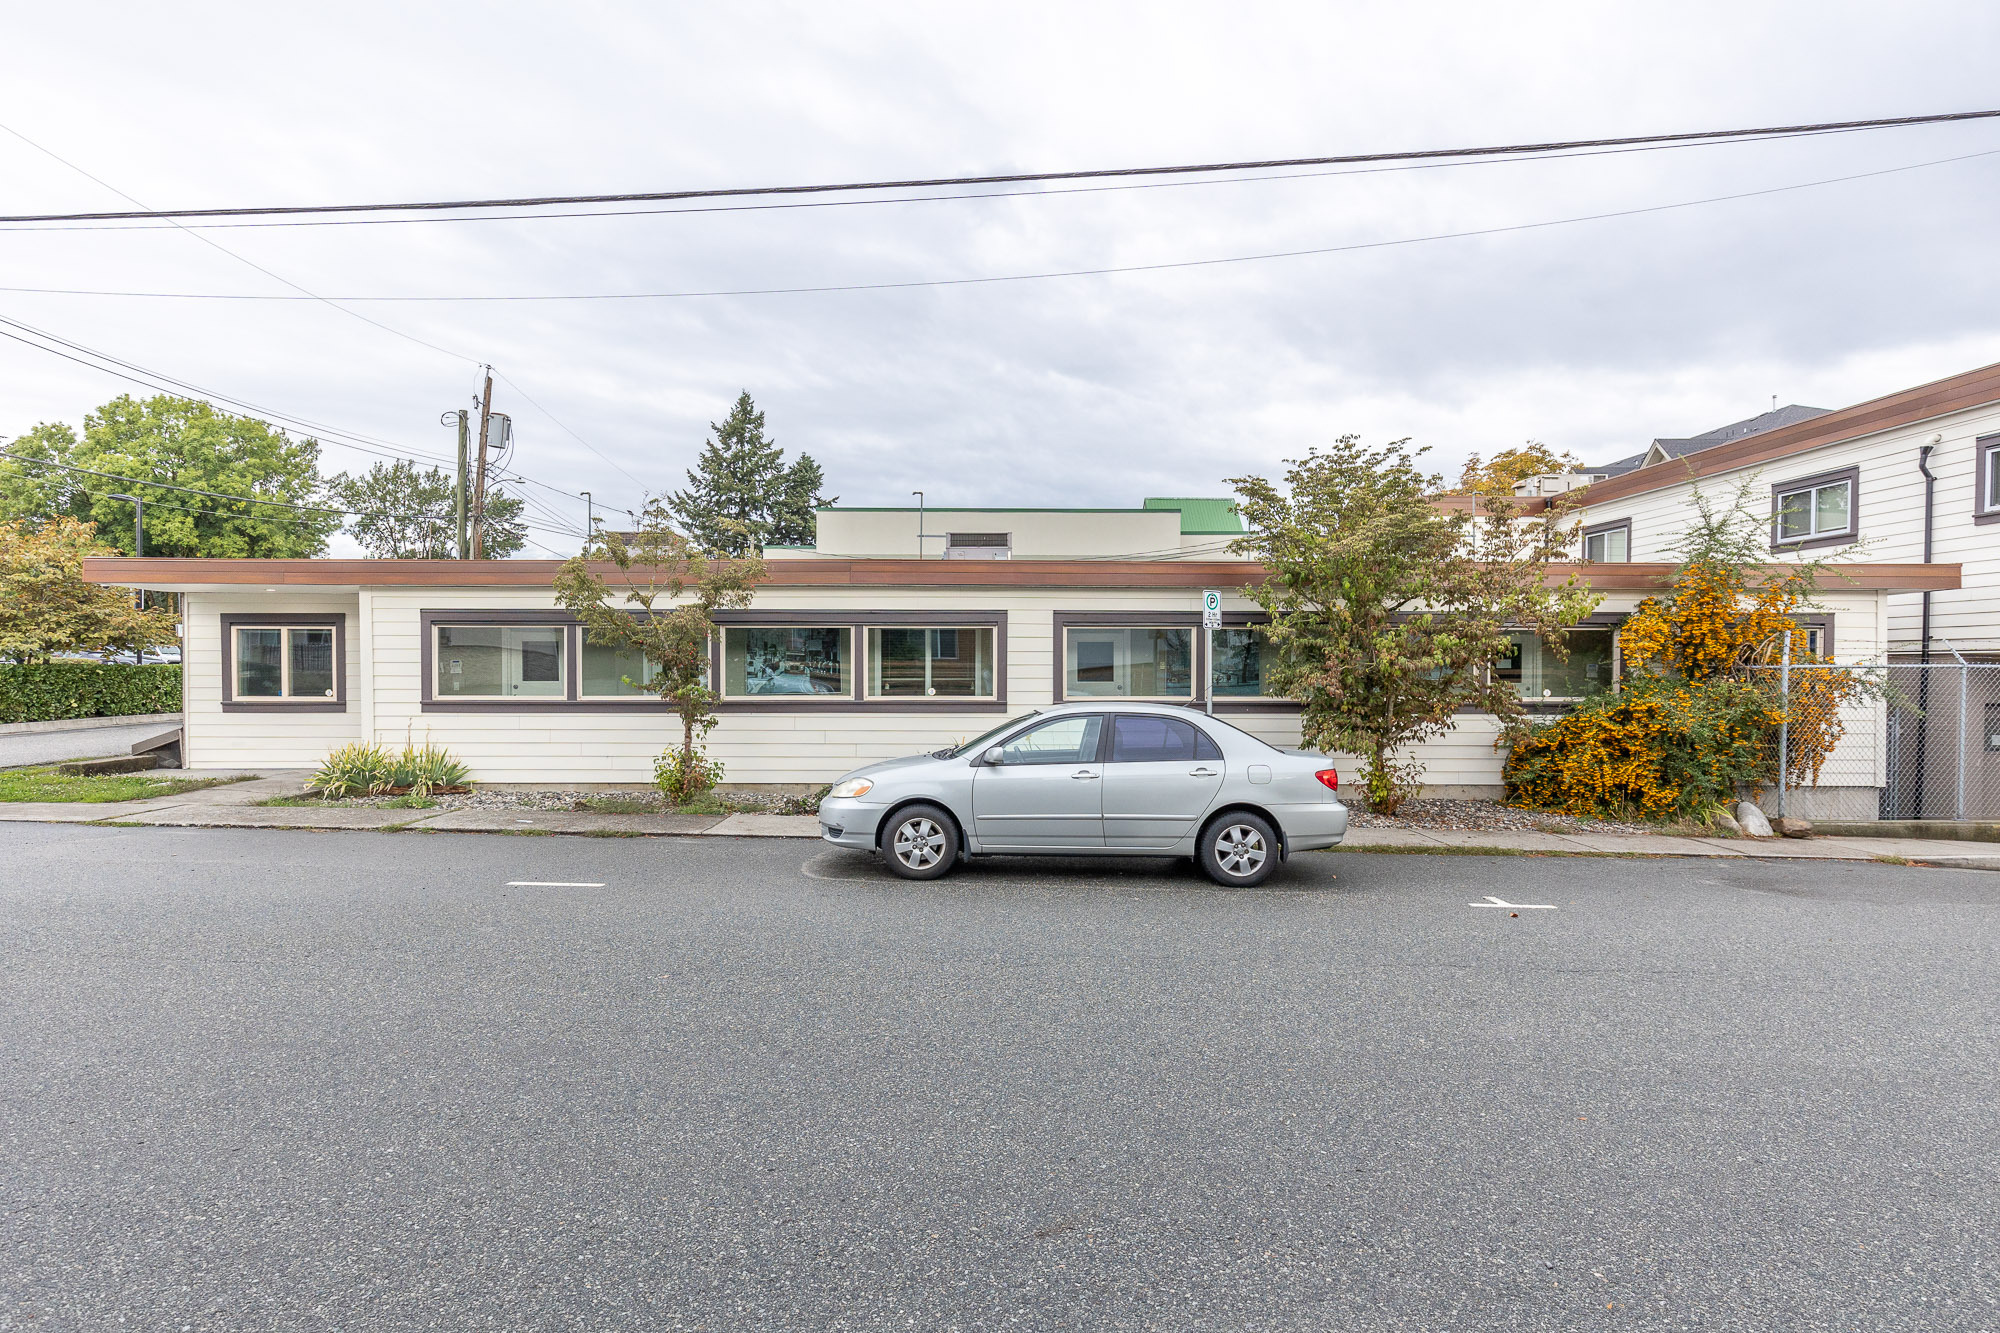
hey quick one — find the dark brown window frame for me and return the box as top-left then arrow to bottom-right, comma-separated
421,610 -> 581,712
1581,517 -> 1633,563
1976,434 -> 2000,527
1051,610 -> 1298,713
1770,465 -> 1861,552
711,610 -> 1009,714
220,613 -> 347,713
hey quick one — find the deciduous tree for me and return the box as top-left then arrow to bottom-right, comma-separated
1457,441 -> 1579,498
1230,436 -> 1597,814
0,517 -> 179,664
553,497 -> 764,802
328,460 -> 526,559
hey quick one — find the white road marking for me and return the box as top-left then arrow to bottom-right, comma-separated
506,881 -> 606,887
1472,895 -> 1556,910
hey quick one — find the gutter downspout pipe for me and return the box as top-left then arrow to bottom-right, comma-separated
1910,442 -> 1938,817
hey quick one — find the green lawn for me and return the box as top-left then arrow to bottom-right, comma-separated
0,767 -> 242,804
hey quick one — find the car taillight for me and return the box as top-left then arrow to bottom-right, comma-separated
1315,769 -> 1339,792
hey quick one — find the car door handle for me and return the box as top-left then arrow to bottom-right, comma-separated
1071,770 -> 1100,780
1188,768 -> 1218,777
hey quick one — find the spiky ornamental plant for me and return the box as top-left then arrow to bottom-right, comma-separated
553,496 -> 764,803
1229,436 -> 1598,814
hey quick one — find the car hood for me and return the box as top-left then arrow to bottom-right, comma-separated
833,752 -> 957,786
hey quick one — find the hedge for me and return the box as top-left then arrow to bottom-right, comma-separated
0,663 -> 182,725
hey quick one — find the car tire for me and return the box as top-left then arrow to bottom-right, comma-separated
881,804 -> 960,880
1198,812 -> 1280,887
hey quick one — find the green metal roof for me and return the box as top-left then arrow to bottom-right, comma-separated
1142,497 -> 1245,534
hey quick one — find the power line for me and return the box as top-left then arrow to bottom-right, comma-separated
9,143 -> 1993,305
4,110 -> 1995,224
0,128 -> 1916,234
490,369 -> 647,489
0,120 -> 476,367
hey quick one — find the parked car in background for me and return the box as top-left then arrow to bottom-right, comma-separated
57,647 -> 181,665
818,701 -> 1347,886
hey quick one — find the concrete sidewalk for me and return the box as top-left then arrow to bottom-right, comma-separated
1,774 -> 1996,867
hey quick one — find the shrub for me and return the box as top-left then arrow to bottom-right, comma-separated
1505,675 -> 1781,821
307,740 -> 473,799
0,662 -> 181,724
654,744 -> 723,805
307,742 -> 395,798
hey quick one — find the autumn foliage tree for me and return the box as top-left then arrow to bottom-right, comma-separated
0,517 -> 179,664
1457,441 -> 1579,497
1505,483 -> 1867,818
1230,436 -> 1597,814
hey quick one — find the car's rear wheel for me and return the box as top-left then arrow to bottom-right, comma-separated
881,804 -> 959,880
1198,812 -> 1279,886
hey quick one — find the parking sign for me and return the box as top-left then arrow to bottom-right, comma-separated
1201,589 -> 1222,628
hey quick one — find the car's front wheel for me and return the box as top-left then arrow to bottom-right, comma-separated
1198,812 -> 1280,886
881,804 -> 960,880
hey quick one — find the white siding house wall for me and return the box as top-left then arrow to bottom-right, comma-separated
1572,399 -> 2000,657
181,592 -> 363,769
175,582 -> 1889,802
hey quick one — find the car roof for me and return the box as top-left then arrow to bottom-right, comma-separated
1040,700 -> 1214,718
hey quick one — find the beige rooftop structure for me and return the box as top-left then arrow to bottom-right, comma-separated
770,497 -> 1247,561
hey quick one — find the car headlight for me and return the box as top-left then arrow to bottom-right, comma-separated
829,777 -> 874,799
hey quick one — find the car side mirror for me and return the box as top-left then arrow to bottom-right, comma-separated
982,746 -> 1006,766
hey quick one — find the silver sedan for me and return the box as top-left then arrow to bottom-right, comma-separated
817,701 -> 1347,886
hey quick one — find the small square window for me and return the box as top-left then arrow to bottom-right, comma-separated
232,624 -> 340,702
1773,474 -> 1855,546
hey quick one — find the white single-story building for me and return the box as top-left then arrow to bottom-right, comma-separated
85,495 -> 1956,815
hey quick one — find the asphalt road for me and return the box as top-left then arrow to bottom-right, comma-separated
3,825 -> 1996,1331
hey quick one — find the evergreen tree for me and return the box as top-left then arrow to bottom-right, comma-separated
666,392 -> 833,556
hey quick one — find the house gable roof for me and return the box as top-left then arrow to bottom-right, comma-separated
1576,360 -> 2000,507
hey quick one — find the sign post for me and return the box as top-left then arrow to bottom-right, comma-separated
1201,590 -> 1222,715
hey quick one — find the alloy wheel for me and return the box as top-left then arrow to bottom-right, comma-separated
894,817 -> 947,870
1215,823 -> 1267,877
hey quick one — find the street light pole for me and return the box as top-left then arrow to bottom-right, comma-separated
580,490 -> 594,548
912,490 -> 925,559
108,492 -> 143,608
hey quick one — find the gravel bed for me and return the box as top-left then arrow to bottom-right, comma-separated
1346,799 -> 1654,836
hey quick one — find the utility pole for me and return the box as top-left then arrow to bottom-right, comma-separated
470,367 -> 494,559
441,408 -> 470,557
580,490 -> 594,547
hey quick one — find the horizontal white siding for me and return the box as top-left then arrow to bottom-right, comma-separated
182,593 -> 362,770
1573,399 -> 2000,656
183,582 -> 1891,795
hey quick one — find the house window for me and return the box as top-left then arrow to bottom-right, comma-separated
1064,626 -> 1193,699
1211,627 -> 1281,698
580,635 -> 661,698
722,627 -> 852,698
1495,629 -> 1615,700
945,532 -> 1011,560
1978,435 -> 2000,523
1772,469 -> 1857,548
233,626 -> 336,700
434,625 -> 567,699
1582,520 -> 1630,563
866,627 -> 996,698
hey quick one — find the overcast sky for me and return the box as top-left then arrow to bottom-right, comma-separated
6,1 -> 2000,556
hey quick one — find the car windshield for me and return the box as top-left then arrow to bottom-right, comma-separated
941,711 -> 1041,758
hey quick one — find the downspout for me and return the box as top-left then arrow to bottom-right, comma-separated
1910,441 -> 1938,817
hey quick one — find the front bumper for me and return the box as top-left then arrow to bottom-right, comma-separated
819,796 -> 888,851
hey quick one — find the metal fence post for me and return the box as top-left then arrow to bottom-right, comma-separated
1958,663 -> 1969,823
1777,634 -> 1790,820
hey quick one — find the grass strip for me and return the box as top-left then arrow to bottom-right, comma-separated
0,768 -> 247,804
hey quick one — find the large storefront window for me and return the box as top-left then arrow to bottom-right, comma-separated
1495,629 -> 1614,700
723,627 -> 853,698
1064,626 -> 1193,699
580,636 -> 661,697
866,627 -> 995,698
1211,627 -> 1282,698
435,625 -> 567,698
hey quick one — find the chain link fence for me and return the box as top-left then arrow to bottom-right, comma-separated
1880,662 -> 2000,821
1743,660 -> 2000,820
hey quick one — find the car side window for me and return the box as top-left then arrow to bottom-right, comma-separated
996,715 -> 1105,766
1109,714 -> 1221,762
